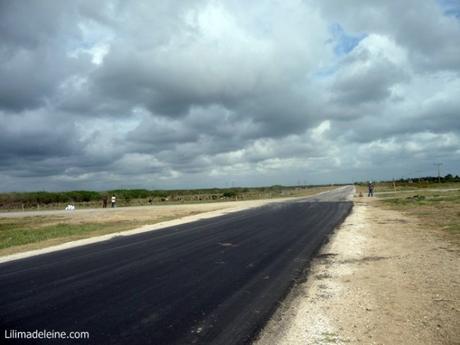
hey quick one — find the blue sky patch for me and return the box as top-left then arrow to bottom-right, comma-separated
437,0 -> 460,18
329,23 -> 367,56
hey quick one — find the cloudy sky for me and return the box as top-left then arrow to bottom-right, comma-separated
1,0 -> 459,191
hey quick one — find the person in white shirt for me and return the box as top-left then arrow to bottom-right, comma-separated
111,195 -> 116,208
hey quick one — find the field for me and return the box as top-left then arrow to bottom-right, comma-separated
356,180 -> 460,193
378,189 -> 460,238
356,181 -> 460,242
0,185 -> 335,256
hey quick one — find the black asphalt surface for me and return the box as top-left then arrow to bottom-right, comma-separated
0,187 -> 353,345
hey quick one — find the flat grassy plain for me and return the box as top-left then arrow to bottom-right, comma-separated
0,185 -> 335,256
378,189 -> 460,237
356,181 -> 460,193
0,217 -> 143,250
356,182 -> 460,243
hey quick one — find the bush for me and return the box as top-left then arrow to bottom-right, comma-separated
222,191 -> 237,198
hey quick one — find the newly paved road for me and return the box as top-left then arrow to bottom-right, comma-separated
0,187 -> 353,345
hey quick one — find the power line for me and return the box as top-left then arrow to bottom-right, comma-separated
433,163 -> 443,183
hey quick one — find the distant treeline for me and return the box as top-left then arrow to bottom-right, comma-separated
357,174 -> 460,185
0,185 -> 334,209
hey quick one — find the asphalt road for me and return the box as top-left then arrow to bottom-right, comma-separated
0,186 -> 353,345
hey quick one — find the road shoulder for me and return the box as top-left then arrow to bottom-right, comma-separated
254,198 -> 460,345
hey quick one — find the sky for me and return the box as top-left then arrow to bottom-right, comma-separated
0,0 -> 459,192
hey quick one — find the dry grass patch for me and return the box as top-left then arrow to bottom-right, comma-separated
376,189 -> 460,244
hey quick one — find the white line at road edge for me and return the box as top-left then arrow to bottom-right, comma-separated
0,187 -> 353,264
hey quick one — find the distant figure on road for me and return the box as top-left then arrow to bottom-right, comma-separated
111,195 -> 116,208
102,196 -> 108,208
368,181 -> 375,197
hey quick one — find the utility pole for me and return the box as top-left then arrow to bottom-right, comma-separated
434,163 -> 443,183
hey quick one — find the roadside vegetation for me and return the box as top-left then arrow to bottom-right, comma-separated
0,217 -> 132,250
355,177 -> 460,243
378,189 -> 460,238
355,174 -> 460,193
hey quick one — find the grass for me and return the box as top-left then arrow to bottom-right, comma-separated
0,217 -> 142,250
355,181 -> 460,194
319,331 -> 343,343
0,210 -> 207,255
376,189 -> 460,239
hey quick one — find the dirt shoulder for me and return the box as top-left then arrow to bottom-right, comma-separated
254,198 -> 460,345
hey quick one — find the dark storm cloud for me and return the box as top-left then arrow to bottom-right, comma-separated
90,39 -> 286,119
331,48 -> 409,105
0,0 -> 459,191
0,1 -> 94,112
0,49 -> 92,112
0,1 -> 71,48
0,111 -> 81,161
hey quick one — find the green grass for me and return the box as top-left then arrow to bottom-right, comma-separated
1,223 -> 100,249
356,181 -> 460,194
0,218 -> 141,250
380,191 -> 460,206
378,189 -> 460,237
319,331 -> 342,343
446,223 -> 460,235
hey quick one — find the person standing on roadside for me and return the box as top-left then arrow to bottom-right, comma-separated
111,195 -> 116,208
368,181 -> 375,197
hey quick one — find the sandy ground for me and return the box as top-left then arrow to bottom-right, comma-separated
0,201 -> 255,220
375,187 -> 460,196
255,198 -> 460,345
